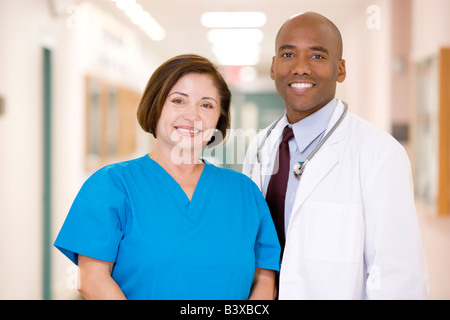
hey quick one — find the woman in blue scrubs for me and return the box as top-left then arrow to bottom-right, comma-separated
54,54 -> 281,300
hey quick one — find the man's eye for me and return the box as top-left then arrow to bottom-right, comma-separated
281,52 -> 293,58
312,54 -> 325,59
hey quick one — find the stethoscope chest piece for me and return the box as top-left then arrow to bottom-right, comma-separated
252,101 -> 348,185
293,161 -> 305,177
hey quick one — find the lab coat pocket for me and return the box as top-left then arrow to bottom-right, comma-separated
304,201 -> 363,263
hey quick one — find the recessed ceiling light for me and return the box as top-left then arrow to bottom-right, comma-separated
201,12 -> 267,28
110,0 -> 165,41
207,29 -> 264,45
206,29 -> 263,66
211,44 -> 261,66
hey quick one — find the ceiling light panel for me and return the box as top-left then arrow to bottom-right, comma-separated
207,29 -> 264,45
111,0 -> 165,41
201,12 -> 267,28
211,44 -> 261,66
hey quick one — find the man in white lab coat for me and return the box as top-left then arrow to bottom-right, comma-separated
242,12 -> 429,299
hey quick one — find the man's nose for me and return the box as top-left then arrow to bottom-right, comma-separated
292,55 -> 312,76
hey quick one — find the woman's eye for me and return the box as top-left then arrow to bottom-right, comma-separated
201,103 -> 213,109
172,98 -> 183,104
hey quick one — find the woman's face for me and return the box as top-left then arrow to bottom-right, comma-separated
155,73 -> 221,156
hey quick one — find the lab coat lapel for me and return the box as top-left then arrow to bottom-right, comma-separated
291,100 -> 348,212
293,144 -> 339,209
258,116 -> 289,195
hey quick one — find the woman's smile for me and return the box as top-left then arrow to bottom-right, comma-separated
175,125 -> 202,137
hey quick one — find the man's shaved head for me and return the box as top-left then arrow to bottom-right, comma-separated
276,12 -> 343,59
270,11 -> 346,122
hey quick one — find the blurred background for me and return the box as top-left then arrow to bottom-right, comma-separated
0,0 -> 449,299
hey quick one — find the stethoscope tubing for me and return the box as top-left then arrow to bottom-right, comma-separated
251,101 -> 348,186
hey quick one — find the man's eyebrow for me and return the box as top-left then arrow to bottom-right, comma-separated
277,44 -> 330,55
277,44 -> 296,52
310,46 -> 330,55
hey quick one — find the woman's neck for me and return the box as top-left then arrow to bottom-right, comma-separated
152,141 -> 204,177
150,142 -> 203,170
149,145 -> 205,201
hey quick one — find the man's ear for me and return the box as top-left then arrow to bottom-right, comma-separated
337,59 -> 346,83
270,56 -> 275,80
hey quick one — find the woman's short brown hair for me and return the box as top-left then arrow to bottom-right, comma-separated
137,54 -> 231,146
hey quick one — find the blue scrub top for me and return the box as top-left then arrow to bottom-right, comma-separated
54,155 -> 280,300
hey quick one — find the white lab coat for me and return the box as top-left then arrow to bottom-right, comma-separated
242,99 -> 429,299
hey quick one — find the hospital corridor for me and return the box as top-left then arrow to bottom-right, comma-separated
0,0 -> 449,300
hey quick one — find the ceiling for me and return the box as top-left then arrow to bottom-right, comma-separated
97,0 -> 365,86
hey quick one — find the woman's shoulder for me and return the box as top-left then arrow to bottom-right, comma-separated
85,155 -> 149,188
94,154 -> 148,174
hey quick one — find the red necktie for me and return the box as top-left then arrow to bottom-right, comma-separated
265,126 -> 294,253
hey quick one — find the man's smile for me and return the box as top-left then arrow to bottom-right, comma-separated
289,82 -> 315,93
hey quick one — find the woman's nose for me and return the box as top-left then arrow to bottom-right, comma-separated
183,104 -> 201,121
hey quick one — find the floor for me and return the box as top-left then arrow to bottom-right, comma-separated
417,204 -> 450,299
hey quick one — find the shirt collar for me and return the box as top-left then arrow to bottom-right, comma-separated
289,98 -> 338,153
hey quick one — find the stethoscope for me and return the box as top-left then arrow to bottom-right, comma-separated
251,101 -> 348,188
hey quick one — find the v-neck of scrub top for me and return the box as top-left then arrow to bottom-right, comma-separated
144,154 -> 216,223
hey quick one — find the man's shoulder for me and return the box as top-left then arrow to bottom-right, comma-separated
346,112 -> 407,156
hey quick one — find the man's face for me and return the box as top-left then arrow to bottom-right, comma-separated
271,15 -> 346,123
